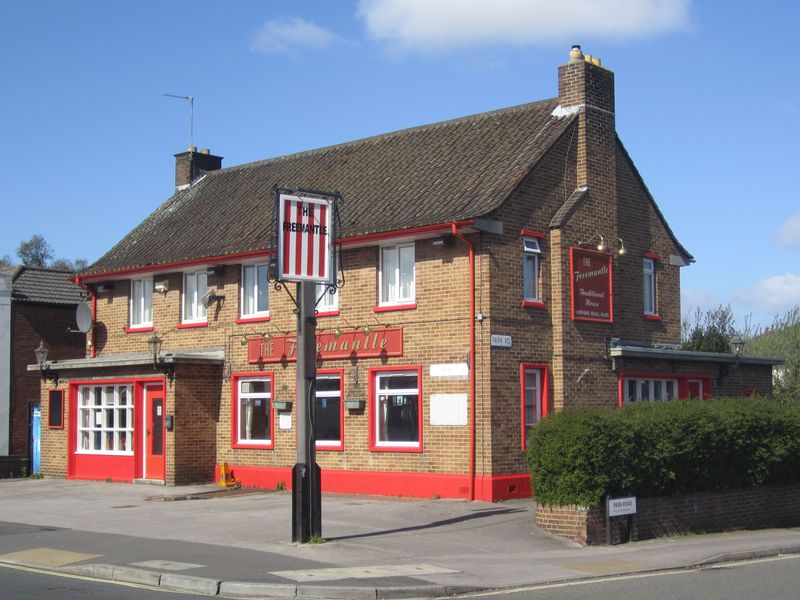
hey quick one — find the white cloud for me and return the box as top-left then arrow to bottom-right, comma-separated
252,17 -> 341,55
777,213 -> 800,248
733,273 -> 800,315
357,0 -> 692,53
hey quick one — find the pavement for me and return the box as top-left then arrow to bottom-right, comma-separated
0,479 -> 799,599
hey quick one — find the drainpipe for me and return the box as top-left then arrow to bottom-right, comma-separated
451,223 -> 476,501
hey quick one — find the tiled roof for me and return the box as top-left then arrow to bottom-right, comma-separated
11,267 -> 85,305
84,99 -> 575,276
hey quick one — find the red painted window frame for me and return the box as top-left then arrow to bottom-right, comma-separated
315,368 -> 345,451
368,365 -> 424,453
521,231 -> 545,309
520,364 -> 549,451
231,371 -> 275,450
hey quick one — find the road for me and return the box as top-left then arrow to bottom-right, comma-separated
0,564 -> 212,600
465,555 -> 800,600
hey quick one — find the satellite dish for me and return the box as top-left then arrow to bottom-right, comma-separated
76,301 -> 93,333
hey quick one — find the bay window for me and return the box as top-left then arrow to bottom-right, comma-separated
77,384 -> 133,454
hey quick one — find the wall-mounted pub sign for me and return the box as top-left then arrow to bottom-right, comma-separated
248,327 -> 404,364
570,248 -> 613,322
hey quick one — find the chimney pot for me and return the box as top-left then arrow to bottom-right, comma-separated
592,57 -> 601,67
569,45 -> 583,62
584,53 -> 592,63
200,148 -> 210,154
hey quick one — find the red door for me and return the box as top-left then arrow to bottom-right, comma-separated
144,385 -> 165,480
687,380 -> 703,400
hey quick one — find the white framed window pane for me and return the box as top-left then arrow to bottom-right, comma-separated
243,265 -> 256,315
523,254 -> 539,301
523,369 -> 542,441
399,245 -> 414,301
375,372 -> 419,445
256,264 -> 269,313
77,384 -> 133,455
237,378 -> 271,444
316,283 -> 338,311
382,247 -> 398,303
197,273 -> 207,318
184,273 -> 197,319
643,259 -> 656,314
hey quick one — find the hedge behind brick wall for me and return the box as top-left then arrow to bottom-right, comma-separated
527,398 -> 800,507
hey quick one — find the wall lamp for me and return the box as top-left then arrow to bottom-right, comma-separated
431,235 -> 454,247
579,233 -> 606,252
611,237 -> 626,256
147,333 -> 174,381
34,341 -> 59,385
732,337 -> 745,359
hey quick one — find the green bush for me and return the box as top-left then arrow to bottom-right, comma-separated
527,398 -> 800,507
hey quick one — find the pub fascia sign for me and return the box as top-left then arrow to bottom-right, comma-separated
248,327 -> 403,363
570,248 -> 613,323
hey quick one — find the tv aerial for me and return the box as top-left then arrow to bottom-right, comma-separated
163,93 -> 194,149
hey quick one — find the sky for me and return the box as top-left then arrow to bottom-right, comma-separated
1,0 -> 798,330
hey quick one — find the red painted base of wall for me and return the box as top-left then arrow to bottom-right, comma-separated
219,464 -> 531,501
69,454 -> 136,483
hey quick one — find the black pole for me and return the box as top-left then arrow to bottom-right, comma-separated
292,282 -> 321,543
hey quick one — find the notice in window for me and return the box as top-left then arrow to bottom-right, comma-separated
570,248 -> 613,322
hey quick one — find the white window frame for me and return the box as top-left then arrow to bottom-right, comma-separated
77,384 -> 134,455
182,270 -> 208,324
623,378 -> 678,403
643,258 -> 656,315
379,243 -> 415,306
236,376 -> 272,446
373,370 -> 421,449
316,282 -> 339,313
315,373 -> 342,449
523,238 -> 541,303
240,263 -> 270,319
130,277 -> 153,328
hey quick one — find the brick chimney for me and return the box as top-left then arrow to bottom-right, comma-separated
557,45 -> 616,194
174,147 -> 223,191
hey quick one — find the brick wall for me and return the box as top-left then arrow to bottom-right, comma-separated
12,303 -> 84,457
537,484 -> 800,545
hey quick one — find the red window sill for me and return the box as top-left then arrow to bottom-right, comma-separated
374,303 -> 417,313
316,443 -> 344,452
177,322 -> 208,329
521,300 -> 546,309
315,310 -> 340,318
124,326 -> 154,334
643,314 -> 662,321
235,316 -> 271,324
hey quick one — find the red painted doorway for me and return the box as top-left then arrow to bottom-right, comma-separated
144,384 -> 165,480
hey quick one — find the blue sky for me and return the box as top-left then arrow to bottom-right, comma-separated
1,1 -> 798,330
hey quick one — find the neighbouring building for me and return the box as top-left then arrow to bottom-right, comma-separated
33,47 -> 780,500
1,266 -> 85,476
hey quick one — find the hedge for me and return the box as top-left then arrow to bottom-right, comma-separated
527,398 -> 800,507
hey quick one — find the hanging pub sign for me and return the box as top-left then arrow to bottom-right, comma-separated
275,188 -> 338,284
570,248 -> 613,322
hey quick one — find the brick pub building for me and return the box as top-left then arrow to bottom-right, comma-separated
34,47 -> 777,500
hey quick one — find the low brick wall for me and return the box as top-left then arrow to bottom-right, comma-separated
536,484 -> 800,545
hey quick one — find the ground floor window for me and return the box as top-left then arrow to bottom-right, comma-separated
316,372 -> 343,449
622,378 -> 679,403
77,384 -> 133,454
370,367 -> 422,451
233,375 -> 273,448
520,364 -> 548,449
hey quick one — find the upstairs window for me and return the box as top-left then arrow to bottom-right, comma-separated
643,257 -> 657,315
523,238 -> 541,303
316,282 -> 339,314
130,277 -> 153,328
182,271 -> 208,323
241,263 -> 269,319
379,243 -> 415,306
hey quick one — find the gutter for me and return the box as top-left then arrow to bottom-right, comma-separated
450,223 -> 476,502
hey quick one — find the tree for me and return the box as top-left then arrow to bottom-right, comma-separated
50,257 -> 88,271
16,234 -> 53,268
0,255 -> 12,268
682,304 -> 737,353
